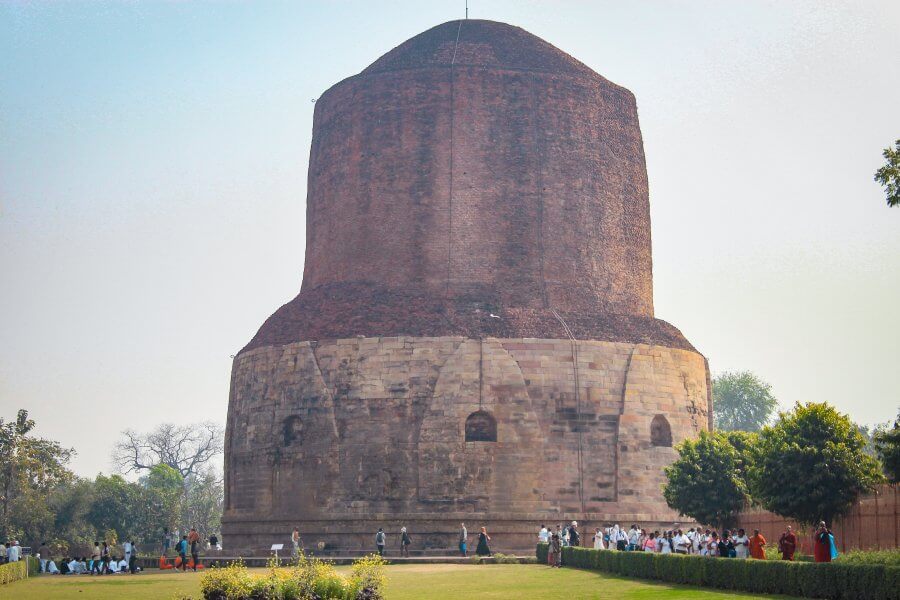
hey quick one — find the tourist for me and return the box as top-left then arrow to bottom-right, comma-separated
46,557 -> 60,574
102,541 -> 112,573
557,524 -> 567,547
178,535 -> 189,571
476,527 -> 492,557
707,532 -> 719,557
123,539 -> 132,566
749,529 -> 767,559
117,556 -> 129,572
659,531 -> 673,554
642,532 -> 657,552
0,541 -> 6,564
608,524 -> 619,550
129,549 -> 139,574
191,535 -> 201,571
779,525 -> 797,561
627,525 -> 640,551
592,528 -> 605,550
189,527 -> 200,547
674,530 -> 690,554
107,556 -> 119,574
814,521 -> 836,563
538,524 -> 550,544
568,521 -> 580,547
37,541 -> 50,572
458,523 -> 468,557
7,540 -> 20,563
292,527 -> 301,558
719,530 -> 734,558
209,532 -> 220,551
77,557 -> 88,574
615,525 -> 628,551
66,557 -> 77,574
375,528 -> 386,556
548,532 -> 562,568
733,528 -> 750,559
400,527 -> 411,557
89,541 -> 101,574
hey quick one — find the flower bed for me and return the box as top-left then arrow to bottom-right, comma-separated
200,554 -> 385,600
536,544 -> 900,600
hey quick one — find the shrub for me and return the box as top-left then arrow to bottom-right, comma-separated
841,549 -> 900,567
547,546 -> 900,600
0,558 -> 40,586
535,543 -> 548,564
199,554 -> 385,600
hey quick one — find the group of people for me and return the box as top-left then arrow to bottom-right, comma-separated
28,540 -> 141,576
365,523 -> 493,558
540,521 -> 835,566
160,527 -> 204,572
0,540 -> 22,563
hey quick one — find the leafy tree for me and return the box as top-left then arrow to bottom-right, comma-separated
712,371 -> 778,432
113,422 -> 223,479
749,402 -> 883,526
0,409 -> 74,539
180,468 -> 224,539
663,430 -> 749,528
874,139 -> 900,207
873,411 -> 900,483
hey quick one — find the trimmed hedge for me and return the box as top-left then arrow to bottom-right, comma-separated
536,544 -> 900,600
0,557 -> 40,585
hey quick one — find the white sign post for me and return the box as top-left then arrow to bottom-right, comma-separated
271,543 -> 284,562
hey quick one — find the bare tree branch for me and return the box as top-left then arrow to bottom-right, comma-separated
111,422 -> 224,479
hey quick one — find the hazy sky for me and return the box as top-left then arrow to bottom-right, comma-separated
1,1 -> 898,477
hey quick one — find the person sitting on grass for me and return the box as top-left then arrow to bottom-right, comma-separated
46,558 -> 60,574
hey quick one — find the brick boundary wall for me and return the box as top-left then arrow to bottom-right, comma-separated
735,484 -> 899,554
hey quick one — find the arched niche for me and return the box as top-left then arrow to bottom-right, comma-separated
465,410 -> 497,442
650,414 -> 672,447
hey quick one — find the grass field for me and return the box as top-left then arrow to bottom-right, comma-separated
3,564 -> 803,599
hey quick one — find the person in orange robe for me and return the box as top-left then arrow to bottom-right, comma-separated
778,526 -> 797,560
749,529 -> 767,559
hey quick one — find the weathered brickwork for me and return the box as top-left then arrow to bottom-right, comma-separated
224,337 -> 708,552
223,19 -> 711,553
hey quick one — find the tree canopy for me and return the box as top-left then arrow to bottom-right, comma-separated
874,139 -> 900,207
873,411 -> 900,483
749,402 -> 883,525
712,371 -> 778,432
663,430 -> 749,528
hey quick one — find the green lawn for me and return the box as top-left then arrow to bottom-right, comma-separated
3,564 -> 802,599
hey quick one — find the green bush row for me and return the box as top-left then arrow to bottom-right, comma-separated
536,544 -> 900,600
0,557 -> 40,586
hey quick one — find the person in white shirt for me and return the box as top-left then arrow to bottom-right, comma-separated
733,528 -> 750,559
674,530 -> 690,554
117,558 -> 129,572
46,560 -> 60,574
538,524 -> 550,544
659,532 -> 673,554
593,528 -> 605,550
67,558 -> 79,574
7,541 -> 21,562
123,540 -> 132,564
627,525 -> 640,551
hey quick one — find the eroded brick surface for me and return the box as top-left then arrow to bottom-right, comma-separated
223,337 -> 709,553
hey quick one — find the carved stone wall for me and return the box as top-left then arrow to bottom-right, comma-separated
223,336 -> 708,552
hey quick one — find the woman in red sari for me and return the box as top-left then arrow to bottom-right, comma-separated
813,522 -> 832,563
